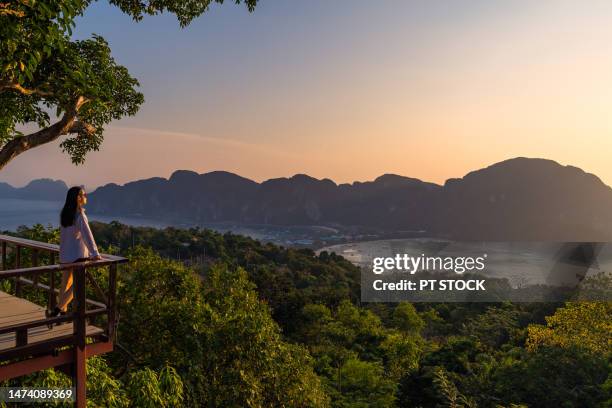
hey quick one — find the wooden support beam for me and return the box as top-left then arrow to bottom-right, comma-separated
15,245 -> 21,296
15,328 -> 27,347
108,264 -> 117,341
74,266 -> 87,408
0,341 -> 112,381
0,347 -> 73,381
16,277 -> 107,309
0,313 -> 73,336
0,333 -> 75,362
15,245 -> 20,267
0,235 -> 127,263
49,254 -> 57,311
32,249 -> 39,286
1,241 -> 6,271
86,270 -> 108,304
0,258 -> 127,280
0,235 -> 60,253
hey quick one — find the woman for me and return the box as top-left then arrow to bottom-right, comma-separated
46,186 -> 102,318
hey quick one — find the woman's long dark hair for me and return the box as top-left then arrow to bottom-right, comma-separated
60,186 -> 83,227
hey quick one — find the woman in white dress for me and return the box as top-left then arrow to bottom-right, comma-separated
46,186 -> 102,318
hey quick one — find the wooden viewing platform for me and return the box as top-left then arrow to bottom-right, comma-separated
0,234 -> 127,407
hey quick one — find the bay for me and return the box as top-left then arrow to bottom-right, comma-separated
0,198 -> 169,231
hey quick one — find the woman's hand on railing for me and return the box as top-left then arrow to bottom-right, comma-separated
90,255 -> 103,261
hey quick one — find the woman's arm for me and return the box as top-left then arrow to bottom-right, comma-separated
78,211 -> 101,259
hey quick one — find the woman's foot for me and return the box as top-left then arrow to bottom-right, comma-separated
55,310 -> 69,326
45,307 -> 61,319
45,307 -> 61,329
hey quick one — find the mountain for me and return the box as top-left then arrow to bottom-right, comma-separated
435,158 -> 612,240
89,170 -> 260,222
6,158 -> 612,240
85,158 -> 612,241
0,179 -> 68,201
88,170 -> 442,230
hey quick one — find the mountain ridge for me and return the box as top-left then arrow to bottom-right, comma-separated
0,178 -> 67,201
2,158 -> 611,240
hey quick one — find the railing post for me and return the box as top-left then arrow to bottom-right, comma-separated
73,265 -> 87,408
15,246 -> 22,297
12,244 -> 28,347
31,250 -> 39,287
108,264 -> 117,342
15,330 -> 27,347
49,253 -> 57,311
1,241 -> 6,271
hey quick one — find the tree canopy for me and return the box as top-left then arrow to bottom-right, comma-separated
5,223 -> 611,407
0,0 -> 257,171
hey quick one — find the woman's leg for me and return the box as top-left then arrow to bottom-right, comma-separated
57,269 -> 74,312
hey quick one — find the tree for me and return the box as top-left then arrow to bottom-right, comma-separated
200,264 -> 330,407
432,368 -> 477,408
330,358 -> 396,408
461,305 -> 521,350
0,356 -> 184,408
115,246 -> 205,370
391,302 -> 425,335
115,246 -> 329,406
0,0 -> 257,171
397,336 -> 492,407
526,301 -> 612,355
379,332 -> 424,381
492,346 -> 610,408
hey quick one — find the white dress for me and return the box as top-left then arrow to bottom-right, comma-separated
59,209 -> 100,263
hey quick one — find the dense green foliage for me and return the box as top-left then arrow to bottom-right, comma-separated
3,223 -> 611,407
0,0 -> 256,170
90,221 -> 362,335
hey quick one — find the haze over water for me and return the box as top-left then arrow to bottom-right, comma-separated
0,199 -> 169,232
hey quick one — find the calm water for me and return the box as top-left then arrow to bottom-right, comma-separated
0,198 -> 169,231
0,199 -> 330,246
319,238 -> 612,286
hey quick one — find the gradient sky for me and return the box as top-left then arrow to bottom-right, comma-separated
2,0 -> 612,190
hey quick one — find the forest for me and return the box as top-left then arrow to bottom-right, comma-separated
0,221 -> 610,407
2,1 -> 611,406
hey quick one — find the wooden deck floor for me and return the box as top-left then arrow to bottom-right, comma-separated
0,291 -> 102,351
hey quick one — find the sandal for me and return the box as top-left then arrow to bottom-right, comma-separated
45,307 -> 61,329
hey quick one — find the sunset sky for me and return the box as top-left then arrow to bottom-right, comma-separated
2,0 -> 612,189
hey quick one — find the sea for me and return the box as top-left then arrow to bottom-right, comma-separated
0,198 -> 334,246
318,239 -> 612,287
0,198 -> 169,231
4,198 -> 611,288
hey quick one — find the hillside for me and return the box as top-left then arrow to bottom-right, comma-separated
88,158 -> 612,240
0,179 -> 67,201
5,158 -> 612,240
7,223 -> 610,408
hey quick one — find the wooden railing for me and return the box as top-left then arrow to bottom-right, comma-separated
0,234 -> 127,407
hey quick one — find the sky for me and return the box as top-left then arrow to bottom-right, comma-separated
2,0 -> 612,190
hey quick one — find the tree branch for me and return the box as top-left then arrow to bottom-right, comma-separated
0,79 -> 54,97
0,96 -> 90,171
0,3 -> 26,17
70,120 -> 96,137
